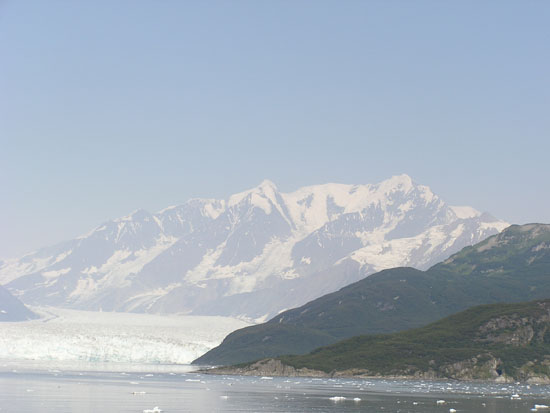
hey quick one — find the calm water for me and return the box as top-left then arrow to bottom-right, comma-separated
1,361 -> 550,412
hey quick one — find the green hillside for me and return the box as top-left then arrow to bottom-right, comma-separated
194,224 -> 550,366
277,299 -> 550,381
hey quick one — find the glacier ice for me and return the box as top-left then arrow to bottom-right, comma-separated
0,307 -> 250,365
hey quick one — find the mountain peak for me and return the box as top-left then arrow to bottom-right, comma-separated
389,173 -> 414,186
115,208 -> 151,222
228,179 -> 280,209
257,179 -> 277,191
377,174 -> 415,193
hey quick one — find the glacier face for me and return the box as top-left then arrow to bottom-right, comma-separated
0,307 -> 250,365
0,175 -> 508,320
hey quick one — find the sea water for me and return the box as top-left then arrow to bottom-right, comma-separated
1,361 -> 550,412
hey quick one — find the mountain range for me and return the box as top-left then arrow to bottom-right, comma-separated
0,175 -> 507,321
195,224 -> 550,366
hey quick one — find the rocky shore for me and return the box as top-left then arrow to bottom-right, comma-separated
200,357 -> 550,384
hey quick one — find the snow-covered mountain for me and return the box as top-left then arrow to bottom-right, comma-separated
1,175 -> 508,321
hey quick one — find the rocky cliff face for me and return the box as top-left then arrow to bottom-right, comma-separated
206,352 -> 550,384
477,313 -> 550,346
203,358 -> 328,378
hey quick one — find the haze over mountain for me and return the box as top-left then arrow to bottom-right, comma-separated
1,175 -> 507,321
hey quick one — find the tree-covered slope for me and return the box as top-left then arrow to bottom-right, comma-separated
277,299 -> 550,382
194,224 -> 550,365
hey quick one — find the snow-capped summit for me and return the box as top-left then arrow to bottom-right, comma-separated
228,178 -> 283,216
378,173 -> 415,193
0,176 -> 508,321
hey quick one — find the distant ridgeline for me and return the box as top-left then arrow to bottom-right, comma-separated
211,299 -> 550,383
194,224 -> 550,366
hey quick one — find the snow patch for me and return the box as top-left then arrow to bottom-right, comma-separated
158,205 -> 177,214
185,237 -> 298,295
42,268 -> 71,279
481,221 -> 509,232
82,266 -> 99,275
123,284 -> 183,312
0,254 -> 63,284
69,278 -> 98,299
202,201 -> 226,220
71,236 -> 177,301
349,224 -> 460,271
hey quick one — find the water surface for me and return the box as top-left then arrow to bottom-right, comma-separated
1,361 -> 549,412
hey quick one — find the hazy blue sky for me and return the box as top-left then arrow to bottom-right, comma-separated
1,1 -> 549,257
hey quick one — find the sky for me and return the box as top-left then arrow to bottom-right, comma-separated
1,1 -> 549,258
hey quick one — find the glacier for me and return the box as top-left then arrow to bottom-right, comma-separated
0,307 -> 250,365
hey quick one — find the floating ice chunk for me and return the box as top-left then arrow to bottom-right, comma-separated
260,376 -> 273,380
353,397 -> 361,402
436,400 -> 446,405
329,396 -> 346,402
143,408 -> 162,413
534,406 -> 550,410
449,409 -> 457,413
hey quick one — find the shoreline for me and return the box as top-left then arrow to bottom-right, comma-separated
197,358 -> 550,385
